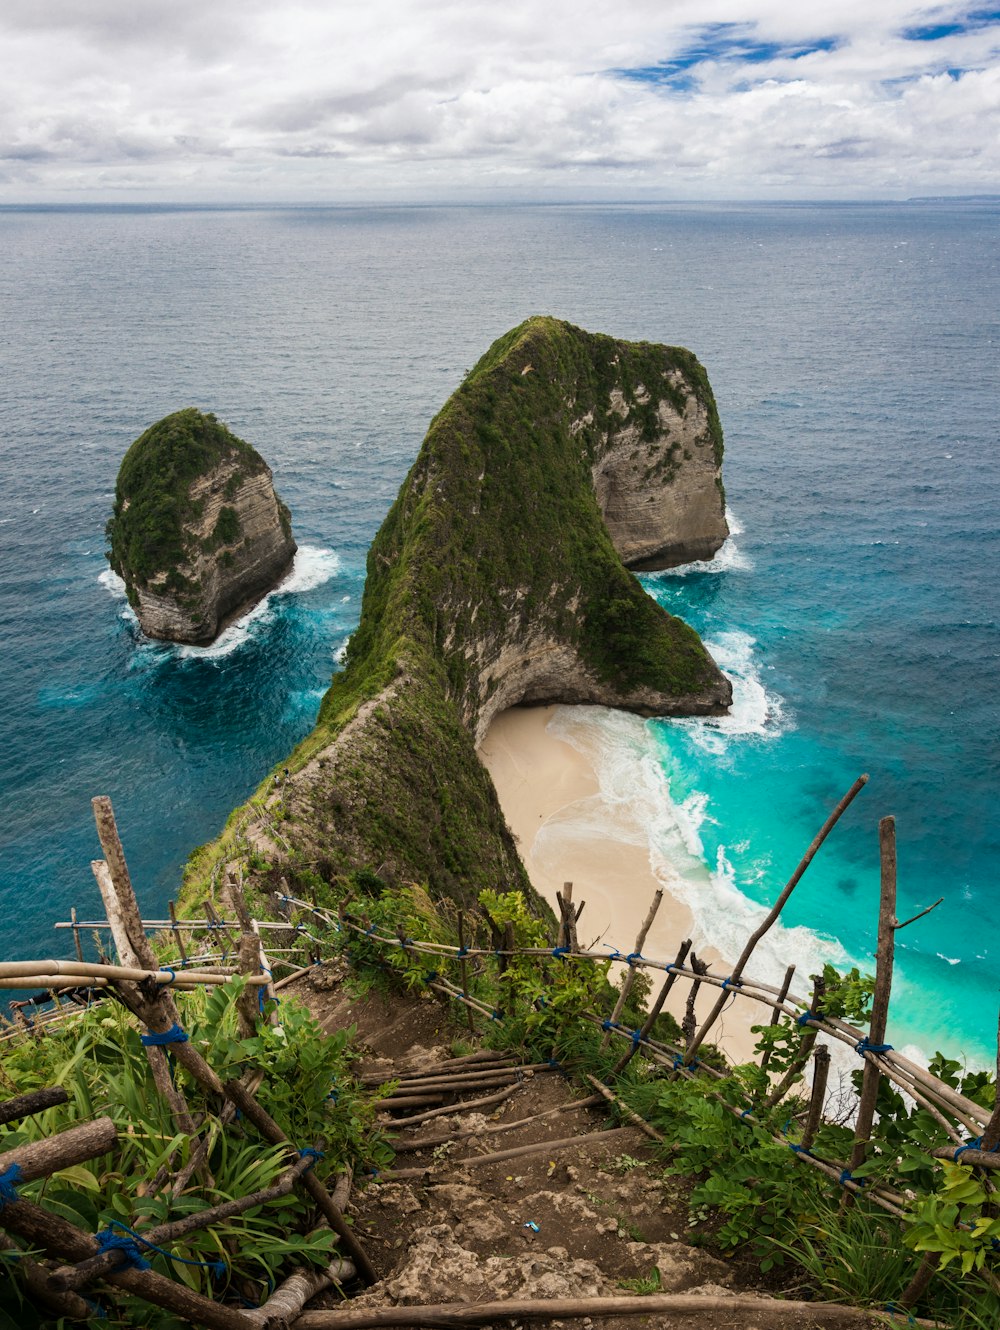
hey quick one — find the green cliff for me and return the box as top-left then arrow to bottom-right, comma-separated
185,317 -> 731,909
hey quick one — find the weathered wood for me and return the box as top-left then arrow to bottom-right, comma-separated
453,1124 -> 634,1168
680,952 -> 710,1056
0,1086 -> 68,1126
802,1044 -> 831,1153
167,898 -> 188,963
386,1084 -> 525,1128
584,1075 -> 665,1143
600,889 -> 662,1051
759,964 -> 796,1075
763,970 -> 826,1109
393,1095 -> 604,1152
382,1093 -> 446,1109
846,816 -> 898,1186
222,1077 -> 376,1285
457,909 -> 475,1034
0,1117 -> 117,1182
0,958 -> 254,986
359,1056 -> 519,1085
612,937 -> 691,1075
292,1290 -> 912,1328
685,773 -> 868,1064
0,1195 -> 252,1330
383,1070 -> 534,1094
18,1256 -> 94,1322
243,1257 -> 356,1327
69,906 -> 85,963
50,1153 -> 316,1291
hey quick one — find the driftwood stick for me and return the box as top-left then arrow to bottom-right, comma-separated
168,898 -> 188,963
244,1258 -> 356,1328
221,1077 -> 376,1284
292,1291 -> 922,1328
802,1044 -> 831,1153
846,815 -> 898,1185
680,952 -> 710,1056
381,1093 -> 446,1109
50,1153 -> 316,1292
685,773 -> 868,1064
929,1146 -> 1000,1169
384,1070 -> 535,1094
612,937 -> 691,1076
386,1084 -> 525,1129
359,1056 -> 519,1085
601,889 -> 662,1051
453,1124 -> 634,1168
0,1086 -> 68,1126
0,1196 -> 252,1330
0,1117 -> 117,1182
584,1075 -> 665,1143
759,964 -> 796,1074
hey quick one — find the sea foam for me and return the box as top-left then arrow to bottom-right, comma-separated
656,508 -> 752,576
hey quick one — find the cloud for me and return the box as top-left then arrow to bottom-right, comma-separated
0,1 -> 998,199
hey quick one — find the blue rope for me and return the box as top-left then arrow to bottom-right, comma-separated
551,947 -> 570,959
672,1054 -> 698,1071
629,1028 -> 642,1046
96,1220 -> 227,1278
490,1010 -> 502,1022
602,945 -> 623,961
157,966 -> 177,987
855,1037 -> 894,1057
298,1148 -> 324,1170
601,1019 -> 615,1031
953,1136 -> 984,1162
839,1169 -> 866,1188
456,946 -> 469,958
796,1011 -> 815,1027
740,1109 -> 753,1119
721,976 -> 743,992
140,1023 -> 188,1047
625,952 -> 643,966
788,1142 -> 811,1156
425,970 -> 438,984
0,1163 -> 23,1209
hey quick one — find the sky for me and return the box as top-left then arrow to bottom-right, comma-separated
1,1 -> 999,202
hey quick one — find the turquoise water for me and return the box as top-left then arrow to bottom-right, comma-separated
1,203 -> 997,1059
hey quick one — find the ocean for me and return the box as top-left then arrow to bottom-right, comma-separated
1,202 -> 997,1061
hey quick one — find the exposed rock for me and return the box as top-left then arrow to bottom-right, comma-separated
185,317 -> 731,913
106,408 -> 296,644
624,1240 -> 733,1292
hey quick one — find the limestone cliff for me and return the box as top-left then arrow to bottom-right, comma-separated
185,318 -> 731,911
106,410 -> 296,645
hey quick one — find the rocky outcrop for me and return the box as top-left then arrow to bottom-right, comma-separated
106,409 -> 296,645
185,318 -> 731,912
592,381 -> 728,570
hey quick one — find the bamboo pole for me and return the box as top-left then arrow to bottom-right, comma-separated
0,959 -> 260,986
49,1153 -> 317,1291
600,889 -> 662,1051
0,1118 -> 118,1182
168,899 -> 188,964
845,816 -> 898,1188
684,774 -> 868,1064
292,1292 -> 928,1328
584,1075 -> 665,1143
0,1087 -> 69,1126
0,1197 -> 253,1330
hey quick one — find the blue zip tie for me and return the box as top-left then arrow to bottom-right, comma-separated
0,1163 -> 24,1209
551,947 -> 570,959
298,1148 -> 324,1169
140,1023 -> 188,1046
855,1037 -> 894,1056
158,966 -> 177,987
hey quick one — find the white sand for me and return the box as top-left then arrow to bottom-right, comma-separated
479,705 -> 761,1064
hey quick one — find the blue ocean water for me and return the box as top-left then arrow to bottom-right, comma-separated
1,202 -> 997,1059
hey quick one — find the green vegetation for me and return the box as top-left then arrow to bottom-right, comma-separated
106,409 -> 266,588
184,318 -> 726,917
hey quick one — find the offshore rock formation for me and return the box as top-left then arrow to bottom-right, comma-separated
106,409 -> 296,645
185,318 -> 731,912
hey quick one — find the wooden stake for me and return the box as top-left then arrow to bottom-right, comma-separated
167,899 -> 188,964
601,889 -> 662,1051
456,910 -> 475,1034
846,815 -> 897,1188
685,774 -> 868,1065
69,907 -> 84,963
759,964 -> 796,1074
611,938 -> 691,1076
802,1045 -> 831,1153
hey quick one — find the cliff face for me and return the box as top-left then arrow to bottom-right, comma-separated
185,319 -> 731,912
106,410 -> 296,645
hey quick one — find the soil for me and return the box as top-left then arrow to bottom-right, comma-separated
297,966 -> 882,1330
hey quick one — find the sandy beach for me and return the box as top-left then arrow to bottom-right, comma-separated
478,705 -> 761,1064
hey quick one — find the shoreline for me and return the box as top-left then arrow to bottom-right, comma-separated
478,704 -> 761,1064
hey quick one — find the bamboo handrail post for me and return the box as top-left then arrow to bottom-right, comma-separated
680,952 -> 709,1065
685,773 -> 868,1064
759,964 -> 796,1074
611,938 -> 691,1076
845,815 -> 898,1192
762,970 -> 826,1110
167,898 -> 188,964
69,906 -> 84,963
802,1044 -> 831,1153
456,909 -> 475,1034
600,889 -> 662,1051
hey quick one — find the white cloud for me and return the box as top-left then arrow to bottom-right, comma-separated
1,1 -> 998,199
